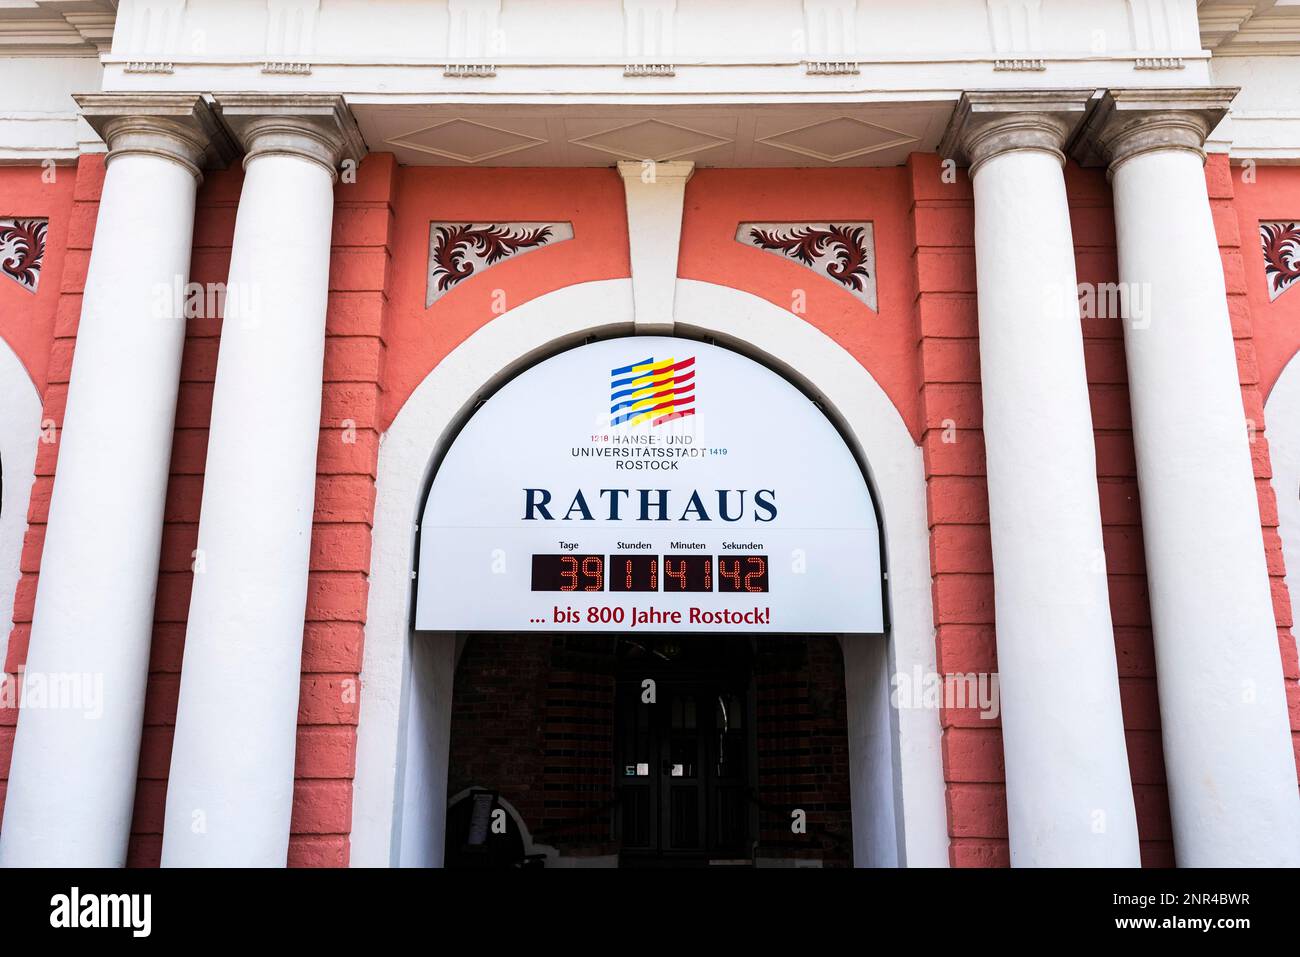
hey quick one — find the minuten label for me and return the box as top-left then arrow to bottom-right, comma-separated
416,337 -> 884,633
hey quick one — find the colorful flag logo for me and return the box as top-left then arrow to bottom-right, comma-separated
610,356 -> 696,427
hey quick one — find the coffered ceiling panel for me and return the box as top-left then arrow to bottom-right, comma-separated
357,102 -> 954,168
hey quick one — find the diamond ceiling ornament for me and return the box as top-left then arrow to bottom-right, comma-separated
386,118 -> 546,163
756,116 -> 918,163
569,118 -> 731,160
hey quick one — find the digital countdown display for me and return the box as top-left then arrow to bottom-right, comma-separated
415,336 -> 885,633
532,554 -> 769,593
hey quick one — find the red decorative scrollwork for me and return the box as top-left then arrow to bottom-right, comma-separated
0,218 -> 47,293
430,223 -> 555,293
1261,221 -> 1300,301
745,223 -> 871,293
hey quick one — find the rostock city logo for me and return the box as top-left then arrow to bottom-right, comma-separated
609,356 -> 696,427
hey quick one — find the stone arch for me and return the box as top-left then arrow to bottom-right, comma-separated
0,336 -> 40,671
1265,349 -> 1300,661
349,277 -> 948,868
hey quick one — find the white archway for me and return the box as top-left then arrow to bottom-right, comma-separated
0,337 -> 40,673
1266,352 -> 1300,670
349,278 -> 949,868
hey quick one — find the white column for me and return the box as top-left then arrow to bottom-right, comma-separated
0,96 -> 229,867
941,92 -> 1141,866
161,96 -> 363,866
1077,89 -> 1300,866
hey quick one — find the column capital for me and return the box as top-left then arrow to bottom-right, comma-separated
213,94 -> 366,180
73,93 -> 237,182
1070,87 -> 1238,174
939,90 -> 1095,177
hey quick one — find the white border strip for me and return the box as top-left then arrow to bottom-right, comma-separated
1265,355 -> 1300,697
0,338 -> 40,674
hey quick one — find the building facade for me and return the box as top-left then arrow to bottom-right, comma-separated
0,0 -> 1297,868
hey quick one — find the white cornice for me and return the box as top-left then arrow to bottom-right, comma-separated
0,2 -> 1298,62
1198,3 -> 1261,48
0,0 -> 116,55
1198,0 -> 1300,55
64,10 -> 115,52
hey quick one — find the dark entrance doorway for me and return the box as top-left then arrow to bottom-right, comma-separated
444,633 -> 853,867
614,637 -> 755,866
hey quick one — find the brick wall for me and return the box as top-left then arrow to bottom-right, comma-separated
447,635 -> 851,864
290,155 -> 397,866
539,654 -> 617,853
753,637 -> 853,865
907,153 -> 1007,866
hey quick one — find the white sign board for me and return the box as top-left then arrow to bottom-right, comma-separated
415,337 -> 883,633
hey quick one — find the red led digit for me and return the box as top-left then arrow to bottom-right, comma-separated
744,556 -> 766,592
703,558 -> 712,591
719,558 -> 741,591
560,555 -> 579,591
582,556 -> 604,591
649,559 -> 658,590
664,558 -> 687,590
624,559 -> 634,591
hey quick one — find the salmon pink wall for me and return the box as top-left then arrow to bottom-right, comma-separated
379,167 -> 631,428
1231,165 -> 1300,399
2,156 -> 103,835
0,164 -> 77,394
677,168 -> 922,440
